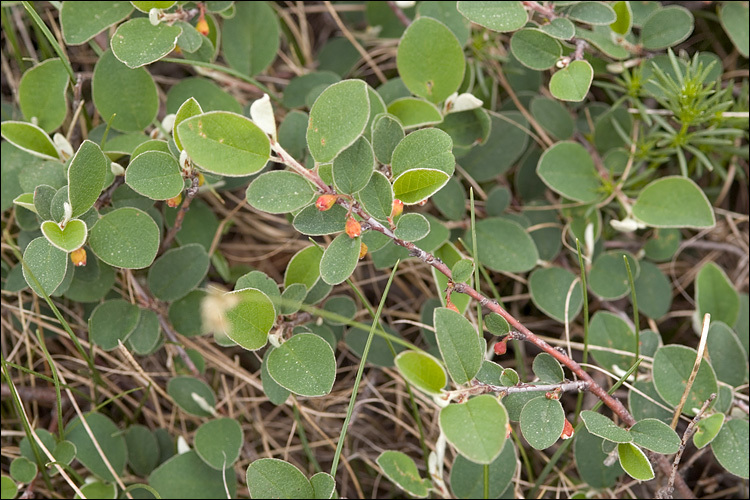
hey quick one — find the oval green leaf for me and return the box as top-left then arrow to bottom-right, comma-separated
41,219 -> 87,253
629,418 -> 681,454
581,410 -> 633,443
549,60 -> 594,102
147,243 -> 210,302
652,344 -> 718,415
246,171 -> 315,214
537,141 -> 602,203
22,237 -> 68,297
510,29 -> 562,70
223,288 -> 276,350
641,6 -> 694,50
246,458 -> 313,499
125,151 -> 184,200
0,121 -> 59,160
222,1 -> 280,77
632,176 -> 715,229
457,1 -> 527,32
394,351 -> 447,396
19,59 -> 69,133
439,395 -> 508,464
618,442 -> 654,481
267,333 -> 336,397
178,111 -> 271,176
376,451 -> 429,498
711,418 -> 749,478
333,136 -> 375,195
89,299 -> 140,350
194,418 -> 243,470
65,413 -> 127,482
387,97 -> 443,129
319,232 -> 361,285
464,218 -> 538,273
433,307 -> 483,385
89,207 -> 159,269
520,397 -> 565,450
111,18 -> 182,68
529,266 -> 583,323
167,375 -> 216,417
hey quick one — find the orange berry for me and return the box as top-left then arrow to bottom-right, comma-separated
358,242 -> 368,259
316,194 -> 337,211
391,199 -> 404,218
446,302 -> 459,313
196,17 -> 209,36
70,247 -> 87,267
560,418 -> 574,440
166,193 -> 182,208
505,421 -> 513,439
345,217 -> 361,238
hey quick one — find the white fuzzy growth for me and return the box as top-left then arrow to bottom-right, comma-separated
610,217 -> 645,233
250,93 -> 277,140
191,392 -> 218,417
161,113 -> 176,133
395,1 -> 416,7
110,162 -> 125,176
176,436 -> 190,454
149,8 -> 161,26
62,202 -> 72,226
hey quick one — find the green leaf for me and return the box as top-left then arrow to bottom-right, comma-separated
549,60 -> 594,102
194,418 -> 243,470
394,351 -> 447,396
283,71 -> 341,109
33,185 -> 55,220
10,457 -> 37,483
610,1 -> 633,35
60,1 -> 132,44
459,111 -> 529,182
125,151 -> 183,201
437,108 -> 491,149
357,171 -> 393,222
175,20 -> 203,53
319,233 -> 361,285
640,6 -> 694,50
433,307 -> 483,385
618,443 -> 654,481
68,140 -> 108,217
111,18 -> 182,68
576,25 -> 630,60
149,450 -> 236,499
371,114 -> 405,166
719,2 -> 749,57
293,204 -> 347,236
711,419 -> 749,478
520,397 -> 565,450
574,428 -> 624,489
539,17 -> 575,40
530,97 -> 574,140
89,299 -> 140,350
124,425 -> 159,477
652,345 -> 718,415
167,375 -> 216,417
532,353 -> 564,383
222,1 -> 280,77
311,473 -> 336,500
19,59 -> 69,133
629,418 -> 681,454
632,176 -> 715,229
451,259 -> 474,283
223,288 -> 276,350
147,244 -> 210,302
440,395 -> 508,464
284,245 -> 324,290
65,413 -> 127,482
279,283 -> 307,315
706,322 -> 748,387
457,1 -> 527,32
695,262 -> 740,328
127,308 -> 161,355
89,207 -> 159,269
568,2 -> 617,25
464,218 -> 538,273
22,237 -> 68,297
397,17 -> 465,103
2,475 -> 18,499
246,458 -> 313,499
267,333 -> 336,397
449,440 -> 517,499
589,251 -> 640,300
246,171 -> 315,214
529,267 -> 583,322
92,50 -> 158,132
392,168 -> 452,205
589,311 -> 637,371
485,313 -> 510,336
510,29 -> 562,70
0,121 -> 59,160
173,98 -> 203,150
178,111 -> 271,176
333,136 -> 375,194
394,213 -> 430,242
537,141 -> 602,203
387,97 -> 443,129
261,348 -> 290,405
392,129 -> 454,178
41,220 -> 87,253
376,451 -> 429,498
633,260 -> 673,319
581,410 -> 632,443
693,413 -> 724,449
131,1 -> 176,12
307,80 -> 370,163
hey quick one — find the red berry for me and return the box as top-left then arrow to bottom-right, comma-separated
316,194 -> 337,211
345,217 -> 361,238
494,339 -> 507,355
166,193 -> 182,208
447,302 -> 459,313
391,199 -> 404,218
560,418 -> 574,440
196,17 -> 209,36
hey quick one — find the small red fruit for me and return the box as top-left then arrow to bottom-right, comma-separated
358,242 -> 368,259
391,199 -> 404,218
316,194 -> 337,211
446,302 -> 459,313
70,247 -> 87,267
345,217 -> 361,238
166,193 -> 182,208
494,339 -> 508,355
560,418 -> 574,440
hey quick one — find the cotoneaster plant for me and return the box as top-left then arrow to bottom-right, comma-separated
1,2 -> 748,500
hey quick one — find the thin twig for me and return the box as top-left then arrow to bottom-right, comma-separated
386,1 -> 412,27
